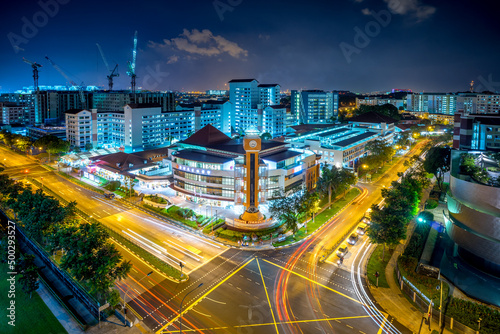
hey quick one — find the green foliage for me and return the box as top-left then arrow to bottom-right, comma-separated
84,142 -> 93,151
105,180 -> 121,191
398,256 -> 449,307
402,223 -> 430,259
17,254 -> 39,298
145,204 -> 198,229
425,199 -> 438,209
106,289 -> 122,309
424,146 -> 451,191
446,298 -> 500,334
10,188 -> 74,243
260,132 -> 272,140
53,221 -> 132,297
352,104 -> 401,120
144,195 -> 168,204
317,165 -> 357,206
34,135 -> 70,161
363,139 -> 396,169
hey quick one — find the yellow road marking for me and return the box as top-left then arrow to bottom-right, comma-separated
262,258 -> 364,306
122,300 -> 143,320
257,258 -> 279,333
159,315 -> 372,333
156,257 -> 255,334
377,314 -> 388,334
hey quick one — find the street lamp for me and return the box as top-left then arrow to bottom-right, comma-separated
123,271 -> 153,327
179,283 -> 203,333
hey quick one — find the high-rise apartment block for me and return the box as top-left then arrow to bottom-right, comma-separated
228,79 -> 284,136
291,90 -> 338,125
66,101 -> 232,152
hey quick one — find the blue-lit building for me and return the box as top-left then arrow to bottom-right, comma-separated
291,90 -> 338,125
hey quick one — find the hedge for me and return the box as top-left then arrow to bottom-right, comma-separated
446,298 -> 500,334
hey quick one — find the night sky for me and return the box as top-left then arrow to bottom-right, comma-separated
1,0 -> 499,93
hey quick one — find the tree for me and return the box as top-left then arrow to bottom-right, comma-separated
17,254 -> 39,299
10,188 -> 74,243
260,132 -> 272,140
300,191 -> 320,224
424,146 -> 451,191
268,191 -> 303,233
14,136 -> 33,155
365,139 -> 395,167
367,205 -> 406,261
55,221 -> 131,297
35,135 -> 70,162
85,142 -> 93,152
394,131 -> 412,149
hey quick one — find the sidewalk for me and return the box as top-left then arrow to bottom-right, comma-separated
368,181 -> 454,334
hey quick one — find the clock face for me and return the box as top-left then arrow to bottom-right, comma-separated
249,140 -> 257,148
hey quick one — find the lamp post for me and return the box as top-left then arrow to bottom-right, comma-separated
123,271 -> 153,327
179,283 -> 203,333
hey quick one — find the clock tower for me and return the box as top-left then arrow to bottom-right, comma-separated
240,128 -> 264,222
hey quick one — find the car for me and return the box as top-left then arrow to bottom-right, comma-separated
337,243 -> 349,257
357,223 -> 368,235
104,193 -> 115,199
348,233 -> 359,245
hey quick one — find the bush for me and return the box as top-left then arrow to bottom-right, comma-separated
144,195 -> 168,204
105,180 -> 121,191
403,223 -> 430,259
447,298 -> 500,334
425,199 -> 438,209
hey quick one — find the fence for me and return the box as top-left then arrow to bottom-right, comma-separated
395,263 -> 476,334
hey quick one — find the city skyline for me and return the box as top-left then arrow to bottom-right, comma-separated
1,0 -> 499,93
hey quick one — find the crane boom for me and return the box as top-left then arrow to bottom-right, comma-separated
127,31 -> 138,99
45,56 -> 86,108
22,58 -> 42,93
96,43 -> 110,72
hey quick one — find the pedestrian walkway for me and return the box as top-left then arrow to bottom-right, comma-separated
368,181 -> 454,333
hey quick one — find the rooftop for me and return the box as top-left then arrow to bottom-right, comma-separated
332,131 -> 378,148
261,149 -> 302,162
174,149 -> 233,164
126,103 -> 161,109
228,79 -> 257,83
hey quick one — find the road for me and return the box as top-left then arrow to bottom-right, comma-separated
0,142 -> 426,333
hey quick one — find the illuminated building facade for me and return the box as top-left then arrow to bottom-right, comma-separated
291,90 -> 338,125
169,125 -> 320,217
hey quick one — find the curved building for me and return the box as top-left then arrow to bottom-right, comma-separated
168,125 -> 320,229
446,150 -> 500,276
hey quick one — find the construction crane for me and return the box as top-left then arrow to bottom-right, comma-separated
22,58 -> 42,92
127,31 -> 138,101
45,56 -> 86,109
96,43 -> 119,90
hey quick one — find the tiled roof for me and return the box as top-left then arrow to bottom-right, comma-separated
182,124 -> 232,146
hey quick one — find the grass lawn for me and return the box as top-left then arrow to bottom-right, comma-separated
0,262 -> 67,334
143,204 -> 199,229
273,188 -> 361,247
366,244 -> 393,288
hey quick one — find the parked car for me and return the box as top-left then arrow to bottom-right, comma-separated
357,223 -> 368,235
348,233 -> 359,245
337,243 -> 349,257
104,193 -> 115,199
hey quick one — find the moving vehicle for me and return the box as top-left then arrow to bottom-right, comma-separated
104,192 -> 115,199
